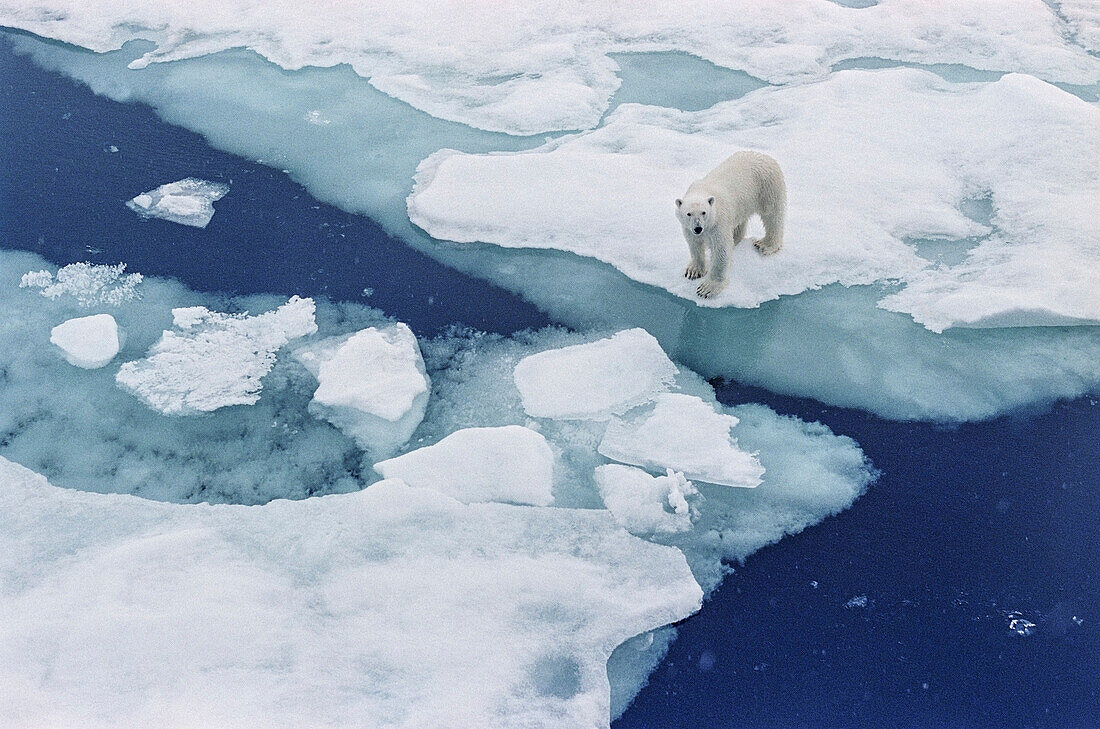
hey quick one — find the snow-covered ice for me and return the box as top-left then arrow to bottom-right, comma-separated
1,0 -> 1096,134
49,313 -> 120,369
595,465 -> 698,535
295,324 -> 430,459
20,262 -> 142,307
374,425 -> 554,506
410,69 -> 1100,332
0,456 -> 702,729
513,328 -> 677,420
116,296 -> 317,414
599,393 -> 765,489
126,177 -> 229,228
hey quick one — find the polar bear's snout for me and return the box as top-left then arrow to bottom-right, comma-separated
692,224 -> 703,235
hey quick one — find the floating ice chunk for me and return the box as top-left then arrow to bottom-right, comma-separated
295,324 -> 430,458
126,177 -> 229,228
2,0 -> 1096,134
116,296 -> 316,414
595,465 -> 698,535
0,457 -> 702,729
599,393 -> 764,488
410,70 -> 1100,331
513,328 -> 677,420
20,262 -> 142,307
50,313 -> 120,369
375,425 -> 554,506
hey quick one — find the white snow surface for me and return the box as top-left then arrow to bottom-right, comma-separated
409,69 -> 1100,332
595,465 -> 698,535
0,456 -> 702,729
125,177 -> 229,228
115,296 -> 317,414
513,328 -> 678,420
0,0 -> 1096,134
599,393 -> 765,489
374,425 -> 554,506
294,325 -> 430,458
20,262 -> 143,307
49,313 -> 120,369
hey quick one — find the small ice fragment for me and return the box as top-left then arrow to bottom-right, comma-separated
1007,612 -> 1036,637
297,324 -> 430,458
513,328 -> 677,420
126,178 -> 229,228
595,464 -> 698,534
598,393 -> 764,488
374,425 -> 553,505
116,296 -> 316,414
50,314 -> 120,369
845,594 -> 868,609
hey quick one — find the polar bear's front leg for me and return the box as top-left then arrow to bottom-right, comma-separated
683,232 -> 706,280
696,231 -> 730,298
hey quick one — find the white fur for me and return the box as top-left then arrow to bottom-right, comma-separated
675,151 -> 787,298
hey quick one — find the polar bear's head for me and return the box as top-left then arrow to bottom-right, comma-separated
675,194 -> 715,236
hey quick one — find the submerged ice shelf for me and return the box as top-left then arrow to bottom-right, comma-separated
0,250 -> 875,726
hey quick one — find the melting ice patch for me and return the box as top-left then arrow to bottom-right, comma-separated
513,328 -> 677,420
116,296 -> 317,414
375,425 -> 554,506
599,393 -> 765,489
1,0 -> 1097,134
410,69 -> 1100,332
295,324 -> 430,459
0,457 -> 702,729
126,177 -> 229,228
20,262 -> 142,307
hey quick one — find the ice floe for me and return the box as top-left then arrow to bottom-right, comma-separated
126,177 -> 229,228
374,425 -> 554,506
1,0 -> 1096,134
599,393 -> 764,489
513,328 -> 677,420
116,296 -> 317,414
295,324 -> 430,459
595,465 -> 698,535
0,456 -> 702,729
20,262 -> 142,307
50,313 -> 120,369
410,69 -> 1100,331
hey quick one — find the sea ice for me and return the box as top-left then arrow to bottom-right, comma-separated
1,0 -> 1096,134
126,177 -> 229,228
49,313 -> 120,369
116,296 -> 317,414
409,70 -> 1100,332
0,456 -> 702,729
513,328 -> 677,420
374,425 -> 554,506
20,262 -> 142,307
599,393 -> 764,489
295,324 -> 430,459
595,465 -> 698,535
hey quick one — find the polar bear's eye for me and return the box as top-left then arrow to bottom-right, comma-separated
701,211 -> 706,216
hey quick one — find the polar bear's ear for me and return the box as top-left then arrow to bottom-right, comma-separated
675,198 -> 682,208
707,196 -> 714,206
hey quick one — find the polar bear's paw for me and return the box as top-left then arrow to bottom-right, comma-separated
684,263 -> 706,280
753,237 -> 782,255
696,278 -> 727,298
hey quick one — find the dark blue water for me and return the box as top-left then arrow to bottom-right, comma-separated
2,37 -> 1098,729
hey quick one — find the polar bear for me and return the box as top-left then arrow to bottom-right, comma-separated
676,151 -> 786,298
